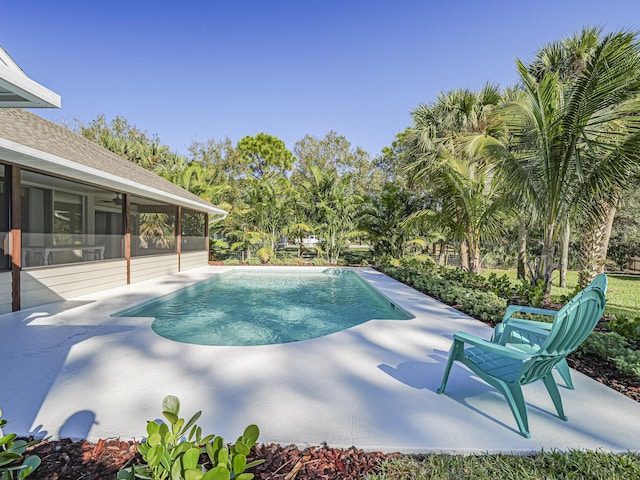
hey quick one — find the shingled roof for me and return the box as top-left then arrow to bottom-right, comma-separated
0,108 -> 226,216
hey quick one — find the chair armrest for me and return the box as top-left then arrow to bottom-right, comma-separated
453,331 -> 531,360
500,322 -> 551,348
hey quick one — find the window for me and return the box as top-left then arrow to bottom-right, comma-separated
130,196 -> 176,256
20,170 -> 124,267
181,209 -> 206,252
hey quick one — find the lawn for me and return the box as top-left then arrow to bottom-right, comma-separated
486,269 -> 640,320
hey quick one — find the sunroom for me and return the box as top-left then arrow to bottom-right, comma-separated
0,48 -> 226,314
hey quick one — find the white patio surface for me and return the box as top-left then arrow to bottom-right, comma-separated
2,266 -> 639,454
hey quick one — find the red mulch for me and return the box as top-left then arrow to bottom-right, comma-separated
25,440 -> 392,480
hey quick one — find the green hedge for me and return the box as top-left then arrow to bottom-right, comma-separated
379,264 -> 507,323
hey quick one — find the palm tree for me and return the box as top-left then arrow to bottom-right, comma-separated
405,85 -> 515,274
491,29 -> 640,293
303,166 -> 363,264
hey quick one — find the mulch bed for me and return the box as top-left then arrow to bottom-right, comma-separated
25,440 -> 391,480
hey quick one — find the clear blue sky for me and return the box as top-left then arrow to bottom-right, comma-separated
3,1 -> 638,157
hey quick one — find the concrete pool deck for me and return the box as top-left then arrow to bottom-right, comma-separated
2,265 -> 639,454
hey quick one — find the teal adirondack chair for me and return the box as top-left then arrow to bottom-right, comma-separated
437,283 -> 606,438
491,274 -> 608,390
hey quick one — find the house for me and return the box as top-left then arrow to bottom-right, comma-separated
0,46 -> 226,313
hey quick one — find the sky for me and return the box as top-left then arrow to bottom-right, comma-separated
3,1 -> 639,158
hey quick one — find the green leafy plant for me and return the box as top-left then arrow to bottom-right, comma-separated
118,395 -> 263,480
256,247 -> 273,264
0,409 -> 41,480
575,332 -> 640,381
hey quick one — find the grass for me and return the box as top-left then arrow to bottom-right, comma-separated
486,269 -> 640,319
368,450 -> 640,479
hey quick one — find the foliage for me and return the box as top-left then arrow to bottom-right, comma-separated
576,332 -> 640,381
368,450 -> 640,480
236,133 -> 294,180
117,395 -> 262,480
608,187 -> 640,269
512,279 -> 547,308
405,84 -> 515,274
222,259 -> 240,265
256,248 -> 273,264
487,28 -> 640,293
379,263 -> 507,323
303,166 -> 363,264
360,184 -> 432,259
292,131 -> 376,196
608,314 -> 640,343
0,409 -> 40,480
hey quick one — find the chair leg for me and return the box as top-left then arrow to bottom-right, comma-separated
498,382 -> 531,438
542,374 -> 568,421
554,359 -> 574,390
437,339 -> 462,394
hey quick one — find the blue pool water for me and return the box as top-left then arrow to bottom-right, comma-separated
116,268 -> 412,346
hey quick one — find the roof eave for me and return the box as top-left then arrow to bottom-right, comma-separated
0,67 -> 61,109
0,137 -> 227,217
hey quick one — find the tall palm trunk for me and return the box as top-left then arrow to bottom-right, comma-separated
538,223 -> 557,298
438,242 -> 447,266
467,230 -> 482,275
517,220 -> 527,281
578,198 -> 618,287
460,240 -> 469,270
559,222 -> 570,288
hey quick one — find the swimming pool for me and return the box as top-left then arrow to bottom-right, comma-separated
115,267 -> 413,346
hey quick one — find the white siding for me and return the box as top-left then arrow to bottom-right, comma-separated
130,254 -> 178,283
0,271 -> 12,314
21,259 -> 127,309
180,251 -> 208,271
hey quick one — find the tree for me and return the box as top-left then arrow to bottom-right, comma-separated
303,166 -> 362,264
359,183 -> 430,259
292,131 -> 376,195
236,133 -> 294,180
492,29 -> 640,293
405,85 -> 514,274
77,114 -> 171,169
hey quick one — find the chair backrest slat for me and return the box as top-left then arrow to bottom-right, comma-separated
519,274 -> 607,385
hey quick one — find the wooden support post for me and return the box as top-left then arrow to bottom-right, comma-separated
205,213 -> 210,262
10,166 -> 21,311
124,194 -> 131,284
176,206 -> 182,272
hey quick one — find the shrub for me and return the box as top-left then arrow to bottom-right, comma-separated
379,264 -> 507,323
0,409 -> 40,479
311,257 -> 329,266
222,259 -> 240,266
608,314 -> 640,343
576,332 -> 640,381
118,395 -> 263,480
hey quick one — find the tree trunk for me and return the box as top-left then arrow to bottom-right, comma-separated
539,223 -> 557,298
460,240 -> 469,270
560,222 -> 570,288
437,242 -> 447,266
517,220 -> 527,281
578,199 -> 618,287
467,236 -> 482,275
